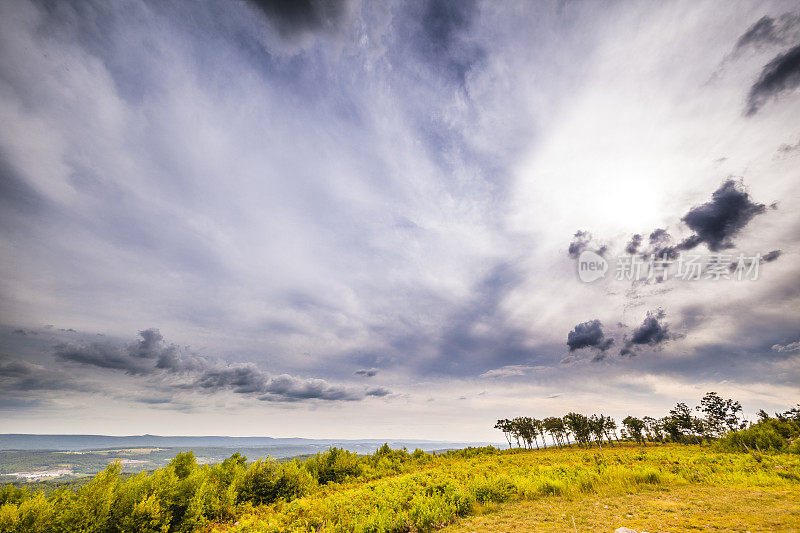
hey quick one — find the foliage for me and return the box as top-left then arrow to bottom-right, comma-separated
225,444 -> 800,533
715,417 -> 800,453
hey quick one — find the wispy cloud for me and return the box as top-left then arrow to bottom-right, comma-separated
0,1 -> 798,437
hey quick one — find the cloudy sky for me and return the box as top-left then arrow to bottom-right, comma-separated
1,0 -> 799,441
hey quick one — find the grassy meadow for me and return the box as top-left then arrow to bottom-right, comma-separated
1,441 -> 798,532
221,444 -> 800,533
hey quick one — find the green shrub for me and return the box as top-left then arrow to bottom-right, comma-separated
715,419 -> 799,452
304,447 -> 363,484
468,476 -> 516,503
119,494 -> 170,533
237,458 -> 315,505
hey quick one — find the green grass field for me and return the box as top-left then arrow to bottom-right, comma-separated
218,444 -> 800,533
2,443 -> 798,532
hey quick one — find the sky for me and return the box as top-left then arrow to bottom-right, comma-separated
0,0 -> 799,442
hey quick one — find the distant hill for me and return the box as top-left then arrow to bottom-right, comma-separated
0,434 -> 497,452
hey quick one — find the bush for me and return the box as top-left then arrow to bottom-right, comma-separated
237,458 -> 315,505
715,419 -> 800,452
304,447 -> 363,485
468,476 -> 516,503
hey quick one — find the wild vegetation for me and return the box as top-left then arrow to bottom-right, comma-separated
0,393 -> 797,532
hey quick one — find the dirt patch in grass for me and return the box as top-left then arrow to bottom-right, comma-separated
443,485 -> 800,532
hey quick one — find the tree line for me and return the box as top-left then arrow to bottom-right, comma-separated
494,392 -> 800,448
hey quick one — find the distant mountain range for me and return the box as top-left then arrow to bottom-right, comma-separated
0,434 -> 498,452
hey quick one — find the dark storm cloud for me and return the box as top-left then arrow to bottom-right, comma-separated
649,228 -> 670,247
0,355 -> 89,393
734,13 -> 800,53
680,179 -> 766,251
568,230 -> 606,259
195,363 -> 268,394
0,357 -> 38,378
55,328 -> 183,375
245,0 -> 351,38
746,43 -> 800,116
736,17 -> 781,50
54,329 -> 376,403
620,309 -> 671,356
568,230 -> 590,258
763,249 -> 782,262
135,396 -> 174,405
622,178 -> 771,264
55,341 -> 155,375
646,228 -> 682,260
566,319 -> 614,353
630,310 -> 670,344
623,228 -> 680,260
259,374 -> 360,402
625,234 -> 642,254
408,0 -> 483,86
192,365 -> 360,403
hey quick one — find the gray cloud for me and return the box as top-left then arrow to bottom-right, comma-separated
56,341 -> 154,375
55,328 -> 186,375
746,43 -> 800,116
778,138 -> 800,153
365,387 -> 391,397
620,309 -> 671,356
625,234 -> 642,255
55,329 -> 377,403
568,230 -> 606,259
411,0 -> 483,86
0,354 -> 88,394
680,179 -> 767,251
772,341 -> 800,353
620,179 -> 769,266
260,374 -> 360,402
355,368 -> 378,377
428,261 -> 541,376
734,14 -> 800,53
762,249 -> 782,262
245,0 -> 351,39
566,319 -> 614,354
649,228 -> 670,247
0,357 -> 40,379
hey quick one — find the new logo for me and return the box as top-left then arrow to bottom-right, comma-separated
577,250 -> 607,283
